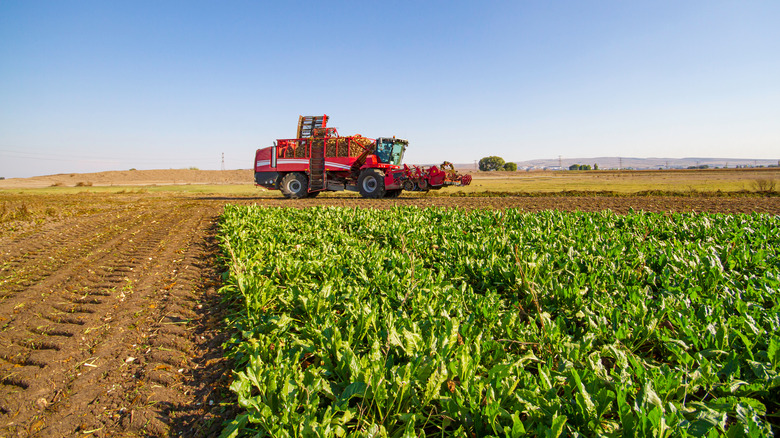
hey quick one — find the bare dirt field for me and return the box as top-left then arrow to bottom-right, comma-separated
1,195 -> 232,437
1,168 -> 779,437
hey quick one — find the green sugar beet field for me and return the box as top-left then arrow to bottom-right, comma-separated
218,206 -> 779,438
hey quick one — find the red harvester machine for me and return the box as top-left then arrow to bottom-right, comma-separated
254,115 -> 471,198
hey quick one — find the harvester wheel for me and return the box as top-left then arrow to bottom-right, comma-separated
358,169 -> 386,198
280,172 -> 309,199
402,180 -> 415,192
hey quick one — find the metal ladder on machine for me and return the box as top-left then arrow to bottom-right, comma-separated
298,115 -> 328,192
309,138 -> 325,191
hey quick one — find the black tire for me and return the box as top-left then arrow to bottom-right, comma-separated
384,189 -> 402,198
358,169 -> 386,199
280,172 -> 309,199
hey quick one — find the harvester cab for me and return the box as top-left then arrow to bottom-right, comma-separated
375,138 -> 407,166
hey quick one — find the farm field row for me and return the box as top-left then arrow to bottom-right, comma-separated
2,192 -> 780,235
218,206 -> 779,437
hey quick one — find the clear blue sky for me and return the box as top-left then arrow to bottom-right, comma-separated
1,1 -> 778,177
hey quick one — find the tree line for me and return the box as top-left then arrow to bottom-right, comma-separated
479,156 -> 600,171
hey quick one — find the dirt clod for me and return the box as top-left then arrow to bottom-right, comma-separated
34,398 -> 48,410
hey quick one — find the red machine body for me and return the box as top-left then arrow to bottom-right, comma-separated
254,115 -> 471,199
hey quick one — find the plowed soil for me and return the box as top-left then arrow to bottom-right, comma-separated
1,192 -> 778,437
1,195 -> 230,437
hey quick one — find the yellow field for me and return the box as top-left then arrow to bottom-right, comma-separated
446,167 -> 780,195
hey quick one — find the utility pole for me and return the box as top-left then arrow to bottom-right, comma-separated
558,155 -> 562,169
619,157 -> 622,170
221,153 -> 225,171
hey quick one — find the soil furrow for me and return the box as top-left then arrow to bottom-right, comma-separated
0,209 -> 156,301
0,199 -> 230,437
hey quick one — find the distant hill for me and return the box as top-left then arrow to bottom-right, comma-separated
455,157 -> 779,171
0,169 -> 253,189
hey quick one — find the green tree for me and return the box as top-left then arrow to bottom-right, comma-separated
569,164 -> 593,170
479,156 -> 506,171
503,162 -> 517,171
594,163 -> 599,170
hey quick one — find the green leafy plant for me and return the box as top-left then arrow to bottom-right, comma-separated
217,207 -> 780,437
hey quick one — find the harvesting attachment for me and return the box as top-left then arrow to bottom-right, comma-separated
389,161 -> 472,192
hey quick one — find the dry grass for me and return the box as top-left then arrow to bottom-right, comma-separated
0,201 -> 34,222
0,200 -> 60,224
750,178 -> 777,193
0,193 -> 121,229
443,168 -> 780,196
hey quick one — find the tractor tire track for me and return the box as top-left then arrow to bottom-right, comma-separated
0,206 -> 150,301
